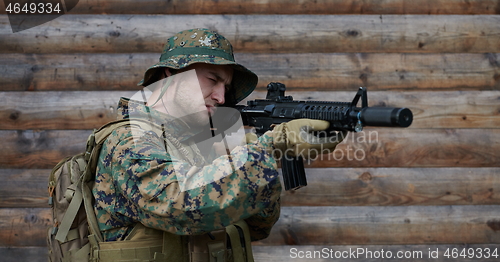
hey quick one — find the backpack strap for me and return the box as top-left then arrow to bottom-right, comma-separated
226,220 -> 254,262
54,154 -> 86,243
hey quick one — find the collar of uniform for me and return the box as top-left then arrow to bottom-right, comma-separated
115,97 -> 198,142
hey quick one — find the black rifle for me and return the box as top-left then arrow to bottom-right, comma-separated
234,82 -> 413,191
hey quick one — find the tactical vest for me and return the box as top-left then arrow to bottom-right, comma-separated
90,221 -> 254,262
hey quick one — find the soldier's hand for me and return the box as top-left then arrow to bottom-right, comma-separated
244,132 -> 258,144
271,119 -> 347,159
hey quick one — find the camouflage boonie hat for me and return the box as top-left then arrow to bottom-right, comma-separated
138,28 -> 258,106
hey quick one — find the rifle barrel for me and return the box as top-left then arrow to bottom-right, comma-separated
356,107 -> 413,128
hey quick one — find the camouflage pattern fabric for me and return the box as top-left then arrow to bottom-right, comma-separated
93,98 -> 281,242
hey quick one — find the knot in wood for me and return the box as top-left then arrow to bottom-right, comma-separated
487,219 -> 500,232
494,73 -> 500,82
359,172 -> 372,182
9,110 -> 20,121
343,29 -> 360,37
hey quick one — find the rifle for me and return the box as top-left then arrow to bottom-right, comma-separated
233,82 -> 413,191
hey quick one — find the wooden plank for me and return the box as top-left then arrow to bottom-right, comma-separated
2,53 -> 499,92
2,0 -> 499,15
3,245 -> 500,262
2,128 -> 499,169
255,206 -> 500,245
0,129 -> 86,169
0,247 -> 48,262
2,90 -> 499,130
3,167 -> 500,208
0,208 -> 51,247
1,15 -> 500,54
0,129 -> 499,169
307,128 -> 500,168
253,53 -> 500,91
0,169 -> 49,208
0,53 -> 152,91
3,206 -> 500,246
0,91 -> 134,130
280,168 -> 500,206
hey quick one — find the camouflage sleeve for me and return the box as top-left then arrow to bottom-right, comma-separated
241,132 -> 281,241
97,126 -> 281,236
244,196 -> 280,241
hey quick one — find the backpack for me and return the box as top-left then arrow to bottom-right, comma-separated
47,119 -> 157,262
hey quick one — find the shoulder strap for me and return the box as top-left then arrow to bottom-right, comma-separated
54,155 -> 87,243
226,220 -> 254,262
84,119 -> 164,244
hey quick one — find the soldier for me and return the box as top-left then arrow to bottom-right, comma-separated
91,28 -> 345,262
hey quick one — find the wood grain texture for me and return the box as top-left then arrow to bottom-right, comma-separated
0,91 -> 133,130
0,53 -> 151,91
255,206 -> 500,245
0,128 -> 499,169
2,167 -> 500,208
2,90 -> 499,130
0,208 -> 51,247
0,129 -> 85,169
308,128 -> 500,168
1,15 -> 500,54
2,53 -> 499,92
2,206 -> 500,246
0,169 -> 49,208
0,247 -> 49,262
280,167 -> 500,206
2,0 -> 499,15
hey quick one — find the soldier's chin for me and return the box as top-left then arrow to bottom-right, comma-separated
206,106 -> 217,116
185,111 -> 211,127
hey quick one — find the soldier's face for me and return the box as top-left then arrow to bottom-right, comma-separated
163,64 -> 233,127
188,63 -> 233,114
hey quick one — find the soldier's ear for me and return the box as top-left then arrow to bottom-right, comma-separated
164,68 -> 172,78
164,68 -> 180,77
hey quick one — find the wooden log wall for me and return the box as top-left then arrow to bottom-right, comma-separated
1,0 -> 499,261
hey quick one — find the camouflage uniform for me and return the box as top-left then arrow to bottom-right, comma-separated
92,29 -> 282,244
